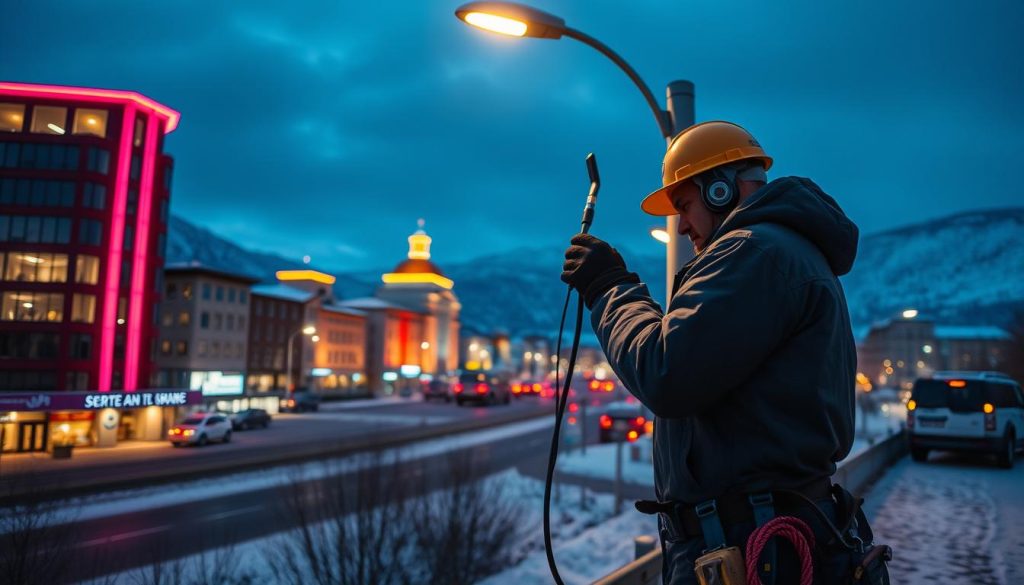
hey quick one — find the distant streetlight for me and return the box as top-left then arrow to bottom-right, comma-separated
286,325 -> 317,392
902,309 -> 919,319
650,228 -> 670,244
454,1 -> 694,306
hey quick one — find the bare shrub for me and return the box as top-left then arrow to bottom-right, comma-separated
0,477 -> 78,585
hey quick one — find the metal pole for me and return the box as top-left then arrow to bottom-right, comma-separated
286,331 -> 296,393
614,440 -> 624,515
664,80 -> 695,307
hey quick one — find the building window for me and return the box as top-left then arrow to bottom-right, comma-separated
130,155 -> 140,180
160,340 -> 171,355
178,311 -> 190,326
215,286 -> 224,301
134,118 -> 145,147
71,293 -> 97,323
176,341 -> 188,356
86,147 -> 110,174
0,370 -> 57,391
166,283 -> 177,300
0,103 -> 25,132
213,313 -> 223,330
0,215 -> 72,244
0,179 -> 74,207
3,252 -> 68,282
198,341 -> 208,357
123,225 -> 133,251
211,342 -> 220,358
228,288 -> 236,303
75,254 -> 100,285
0,332 -> 59,359
69,334 -> 92,359
161,312 -> 173,327
202,283 -> 211,300
240,290 -> 248,304
78,218 -> 103,246
72,108 -> 108,139
227,313 -> 235,330
30,106 -> 67,135
82,182 -> 107,209
118,297 -> 127,322
182,283 -> 193,300
239,316 -> 246,330
65,371 -> 89,391
200,311 -> 209,329
1,291 -> 63,322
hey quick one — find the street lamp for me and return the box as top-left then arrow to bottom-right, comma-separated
286,325 -> 316,393
649,227 -> 670,244
455,1 -> 694,305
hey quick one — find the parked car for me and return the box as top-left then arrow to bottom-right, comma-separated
907,371 -> 1024,468
422,377 -> 453,402
168,412 -> 232,447
231,408 -> 271,430
281,391 -> 321,413
453,371 -> 511,406
598,401 -> 649,443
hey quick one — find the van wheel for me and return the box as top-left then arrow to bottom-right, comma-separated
997,431 -> 1015,469
223,431 -> 232,444
910,446 -> 929,462
198,434 -> 208,447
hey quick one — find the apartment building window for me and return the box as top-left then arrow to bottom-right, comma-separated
178,311 -> 190,326
72,108 -> 108,139
200,311 -> 209,329
3,252 -> 68,282
166,283 -> 177,300
240,290 -> 248,304
160,340 -> 171,355
161,312 -> 173,327
226,314 -> 235,330
0,215 -> 72,244
215,286 -> 223,301
213,313 -> 222,330
30,106 -> 67,135
228,288 -> 236,303
66,371 -> 90,391
0,178 -> 75,207
82,182 -> 106,209
202,283 -> 211,300
134,118 -> 145,147
183,284 -> 193,300
86,146 -> 110,174
69,333 -> 92,359
211,342 -> 220,358
238,316 -> 246,331
0,332 -> 59,359
1,291 -> 63,322
78,218 -> 103,246
267,302 -> 275,318
74,254 -> 100,285
176,341 -> 188,356
71,293 -> 97,323
198,341 -> 208,357
0,103 -> 25,132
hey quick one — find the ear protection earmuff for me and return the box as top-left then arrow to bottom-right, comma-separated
698,167 -> 738,214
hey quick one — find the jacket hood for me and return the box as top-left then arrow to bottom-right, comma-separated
715,176 -> 859,276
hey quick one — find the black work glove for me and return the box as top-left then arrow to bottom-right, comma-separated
561,234 -> 640,308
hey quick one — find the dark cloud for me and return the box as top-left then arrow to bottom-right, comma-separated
2,0 -> 1022,271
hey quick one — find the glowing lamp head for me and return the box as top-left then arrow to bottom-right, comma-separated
902,309 -> 918,319
455,2 -> 567,40
650,228 -> 671,244
983,402 -> 994,414
907,399 -> 916,411
302,325 -> 316,335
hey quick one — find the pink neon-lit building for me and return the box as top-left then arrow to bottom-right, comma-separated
0,82 -> 186,452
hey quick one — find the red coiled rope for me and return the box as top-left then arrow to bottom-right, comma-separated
745,516 -> 815,585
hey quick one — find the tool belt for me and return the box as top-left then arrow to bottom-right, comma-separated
635,477 -> 832,541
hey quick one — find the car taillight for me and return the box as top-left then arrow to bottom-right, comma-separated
453,383 -> 463,394
568,403 -> 579,413
589,380 -> 600,391
603,382 -> 614,392
533,383 -> 542,393
183,429 -> 195,436
568,416 -> 577,425
635,416 -> 646,427
627,430 -> 639,442
984,403 -> 996,431
475,383 -> 488,394
599,414 -> 612,429
511,384 -> 521,394
287,399 -> 295,407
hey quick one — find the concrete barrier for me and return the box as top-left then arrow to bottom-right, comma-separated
594,431 -> 908,585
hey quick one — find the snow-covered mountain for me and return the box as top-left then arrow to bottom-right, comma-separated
167,208 -> 1024,336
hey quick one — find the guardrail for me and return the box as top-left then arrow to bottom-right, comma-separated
594,431 -> 908,585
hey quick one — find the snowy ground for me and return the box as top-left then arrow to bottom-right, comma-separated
865,451 -> 1024,585
86,468 -> 658,585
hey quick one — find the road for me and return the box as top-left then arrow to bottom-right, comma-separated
865,450 -> 1024,585
0,396 -> 554,500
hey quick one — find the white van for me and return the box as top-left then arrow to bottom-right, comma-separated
907,371 -> 1024,468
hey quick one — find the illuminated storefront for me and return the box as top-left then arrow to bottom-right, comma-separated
0,389 -> 202,452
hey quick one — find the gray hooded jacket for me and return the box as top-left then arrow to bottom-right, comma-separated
590,177 -> 858,504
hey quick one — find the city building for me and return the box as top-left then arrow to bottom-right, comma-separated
155,263 -> 259,411
857,313 -> 1012,392
310,304 -> 368,398
0,82 -> 197,452
246,282 -> 319,399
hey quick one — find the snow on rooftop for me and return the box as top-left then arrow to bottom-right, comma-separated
321,304 -> 366,317
250,283 -> 316,303
934,325 -> 1011,340
337,297 -> 422,312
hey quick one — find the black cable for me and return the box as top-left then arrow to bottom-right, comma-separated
544,285 -> 586,585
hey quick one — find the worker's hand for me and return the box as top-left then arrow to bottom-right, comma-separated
561,234 -> 640,308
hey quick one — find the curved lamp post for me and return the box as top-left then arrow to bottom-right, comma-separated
286,325 -> 316,393
455,1 -> 694,304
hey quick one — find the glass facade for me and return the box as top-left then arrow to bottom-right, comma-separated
71,108 -> 108,139
30,106 -> 67,135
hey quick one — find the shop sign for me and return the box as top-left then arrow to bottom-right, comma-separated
0,390 -> 204,412
190,371 -> 244,397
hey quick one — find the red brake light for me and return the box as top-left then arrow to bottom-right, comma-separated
453,383 -> 463,394
511,384 -> 521,394
635,416 -> 646,427
475,383 -> 488,394
589,380 -> 600,391
627,430 -> 639,442
948,380 -> 967,388
603,382 -> 614,392
599,415 -> 612,429
533,383 -> 541,392
568,403 -> 579,413
568,416 -> 577,425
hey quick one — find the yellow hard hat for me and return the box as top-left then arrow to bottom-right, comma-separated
641,121 -> 773,216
